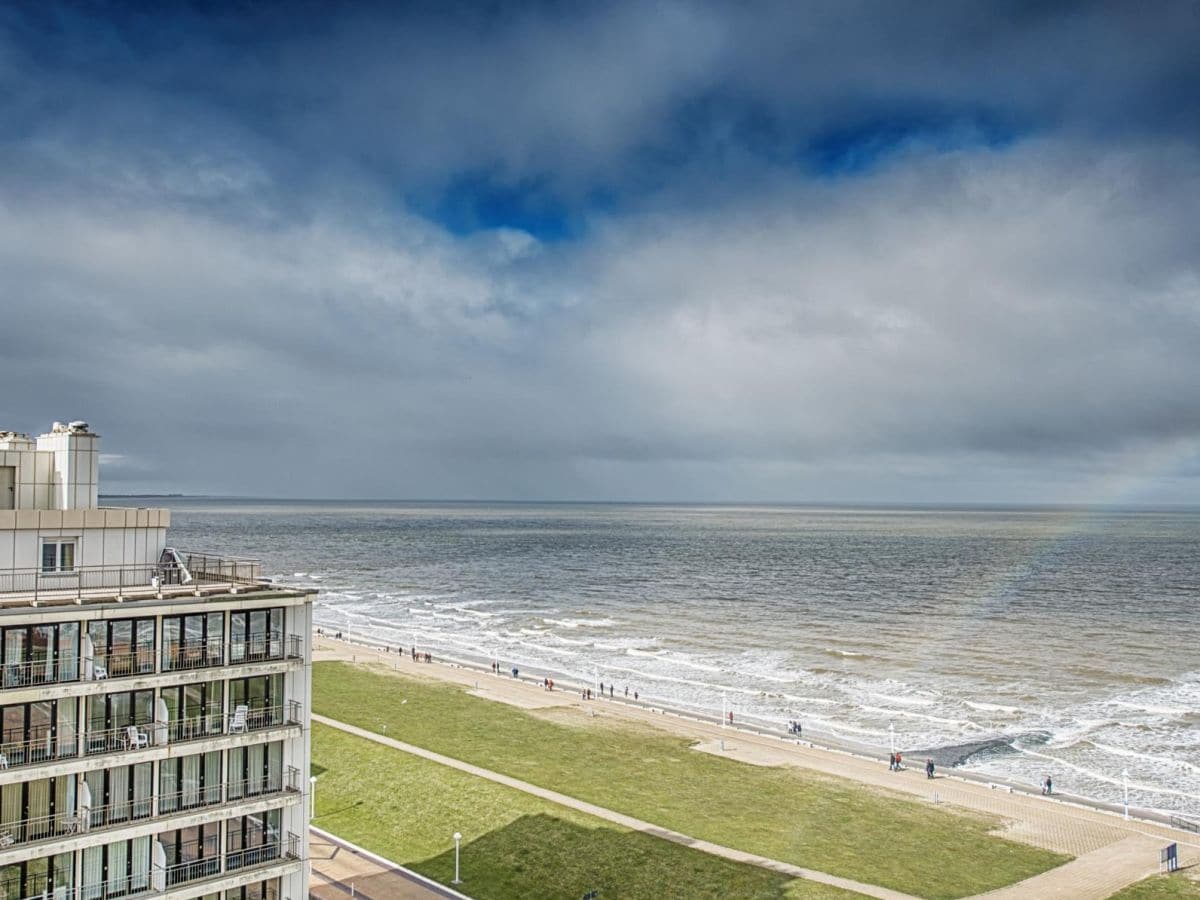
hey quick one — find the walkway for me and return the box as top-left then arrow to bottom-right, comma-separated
310,827 -> 468,900
313,713 -> 919,900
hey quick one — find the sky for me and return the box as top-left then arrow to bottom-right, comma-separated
1,1 -> 1199,503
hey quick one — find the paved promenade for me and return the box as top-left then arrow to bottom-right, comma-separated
310,827 -> 467,900
315,634 -> 1200,898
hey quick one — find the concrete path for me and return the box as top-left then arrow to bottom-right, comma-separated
310,827 -> 468,900
314,713 -> 919,900
972,834 -> 1169,900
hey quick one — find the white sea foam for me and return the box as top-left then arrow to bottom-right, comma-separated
965,700 -> 1022,714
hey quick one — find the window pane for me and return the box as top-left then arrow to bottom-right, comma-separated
41,543 -> 57,573
58,623 -> 79,682
59,542 -> 74,571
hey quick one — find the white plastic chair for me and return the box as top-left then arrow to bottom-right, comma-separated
126,726 -> 149,750
0,753 -> 8,770
229,704 -> 249,734
93,664 -> 108,681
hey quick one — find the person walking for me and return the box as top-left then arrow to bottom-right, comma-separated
926,758 -> 935,779
889,753 -> 896,771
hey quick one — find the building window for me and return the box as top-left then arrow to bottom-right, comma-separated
226,809 -> 282,870
87,618 -> 156,677
229,608 -> 284,663
228,742 -> 283,800
163,612 -> 224,671
158,822 -> 220,886
2,622 -> 79,688
160,751 -> 222,813
40,541 -> 75,574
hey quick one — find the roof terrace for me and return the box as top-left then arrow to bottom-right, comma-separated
0,549 -> 276,610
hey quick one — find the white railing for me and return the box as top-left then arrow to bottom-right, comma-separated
0,550 -> 262,603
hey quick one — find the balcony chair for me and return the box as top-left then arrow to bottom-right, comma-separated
126,726 -> 149,750
229,704 -> 249,734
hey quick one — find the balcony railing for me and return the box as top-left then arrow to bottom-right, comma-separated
165,712 -> 224,744
162,638 -> 224,672
230,631 -> 283,664
0,729 -> 79,770
224,703 -> 302,734
0,708 -> 299,770
0,767 -> 302,851
0,550 -> 262,604
91,647 -> 157,680
1,657 -> 80,689
0,871 -> 70,900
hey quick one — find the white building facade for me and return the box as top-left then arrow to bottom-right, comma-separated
0,423 -> 313,900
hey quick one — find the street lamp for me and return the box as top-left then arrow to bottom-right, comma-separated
452,832 -> 462,884
889,723 -> 895,756
1123,769 -> 1129,820
309,776 -> 317,820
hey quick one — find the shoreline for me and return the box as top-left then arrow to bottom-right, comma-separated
313,627 -> 1200,841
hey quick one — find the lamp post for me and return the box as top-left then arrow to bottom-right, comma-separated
1123,769 -> 1129,820
309,776 -> 317,820
889,723 -> 895,756
452,832 -> 462,884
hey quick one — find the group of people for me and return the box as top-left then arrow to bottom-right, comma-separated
889,751 -> 904,771
787,720 -> 803,736
410,648 -> 432,663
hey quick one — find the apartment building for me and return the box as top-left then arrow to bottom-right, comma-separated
0,422 -> 313,900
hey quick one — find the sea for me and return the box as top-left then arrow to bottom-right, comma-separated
156,499 -> 1200,818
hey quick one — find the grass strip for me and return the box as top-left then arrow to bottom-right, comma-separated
312,721 -> 859,899
313,661 -> 1069,899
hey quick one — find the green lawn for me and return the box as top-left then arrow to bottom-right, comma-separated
312,722 -> 858,899
1108,873 -> 1200,900
312,661 -> 1070,899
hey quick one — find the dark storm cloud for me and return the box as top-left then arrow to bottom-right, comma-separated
0,1 -> 1198,502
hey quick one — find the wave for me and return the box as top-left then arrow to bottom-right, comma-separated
543,617 -> 620,629
965,700 -> 1022,714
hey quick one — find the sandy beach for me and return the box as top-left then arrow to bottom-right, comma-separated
313,630 -> 1200,899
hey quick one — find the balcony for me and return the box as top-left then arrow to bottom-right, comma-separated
0,768 -> 300,854
162,637 -> 224,673
1,656 -> 79,690
0,550 -> 264,608
91,647 -> 157,681
0,729 -> 79,771
0,705 -> 301,772
231,701 -> 303,734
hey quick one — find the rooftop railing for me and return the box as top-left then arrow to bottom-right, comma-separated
0,550 -> 263,604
